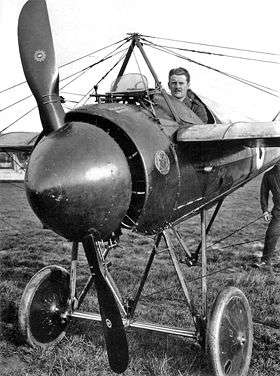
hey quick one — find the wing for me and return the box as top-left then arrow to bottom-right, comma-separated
0,132 -> 39,152
177,121 -> 280,146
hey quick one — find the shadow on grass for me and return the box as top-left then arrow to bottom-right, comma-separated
0,300 -> 25,346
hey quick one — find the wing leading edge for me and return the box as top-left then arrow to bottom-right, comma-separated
177,121 -> 280,146
0,132 -> 39,152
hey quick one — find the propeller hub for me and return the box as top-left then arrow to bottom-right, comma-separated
25,122 -> 132,240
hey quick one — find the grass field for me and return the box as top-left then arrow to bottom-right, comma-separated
0,177 -> 280,376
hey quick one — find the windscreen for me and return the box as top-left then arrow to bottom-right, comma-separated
110,73 -> 148,92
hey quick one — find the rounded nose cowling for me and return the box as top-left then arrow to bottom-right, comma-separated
25,122 -> 132,240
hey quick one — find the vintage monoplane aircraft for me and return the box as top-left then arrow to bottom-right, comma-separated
16,1 -> 280,375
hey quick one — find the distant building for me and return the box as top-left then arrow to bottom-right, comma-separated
0,132 -> 38,181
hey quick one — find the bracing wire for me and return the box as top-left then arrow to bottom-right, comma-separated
139,213 -> 264,302
132,50 -> 157,118
0,94 -> 33,112
1,33 -> 279,133
141,39 -> 280,65
3,151 -> 26,172
76,49 -> 129,107
60,47 -> 129,91
141,266 -> 232,303
0,80 -> 27,95
60,39 -> 130,86
60,37 -> 129,68
144,39 -> 280,94
0,106 -> 37,134
143,41 -> 280,98
141,34 -> 280,57
0,37 -> 129,95
0,45 -> 130,115
95,51 -> 128,87
60,91 -> 85,97
0,39 -> 132,133
210,215 -> 264,246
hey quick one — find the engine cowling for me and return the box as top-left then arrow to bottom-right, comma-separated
25,121 -> 132,240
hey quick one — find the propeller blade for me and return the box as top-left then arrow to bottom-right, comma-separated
82,236 -> 129,374
18,0 -> 64,134
95,277 -> 129,373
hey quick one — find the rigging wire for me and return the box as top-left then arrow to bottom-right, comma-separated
0,106 -> 37,134
210,214 -> 264,246
140,265 -> 232,302
95,51 -> 128,87
141,40 -> 280,65
3,151 -> 25,172
143,41 -> 280,98
132,50 -> 157,118
0,37 -> 129,95
216,237 -> 263,250
60,37 -> 129,68
141,34 -> 280,57
143,39 -> 280,96
60,41 -> 130,86
139,214 -> 264,302
0,40 -> 131,133
60,91 -> 85,97
0,94 -> 33,112
1,34 -> 279,134
0,46 -> 130,115
0,80 -> 27,95
76,49 -> 129,107
61,47 -> 129,95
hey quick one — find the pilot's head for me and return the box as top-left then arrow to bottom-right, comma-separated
168,67 -> 190,101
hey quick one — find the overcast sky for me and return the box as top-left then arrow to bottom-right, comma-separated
1,0 -> 280,132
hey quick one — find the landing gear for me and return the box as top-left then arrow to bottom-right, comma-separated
18,265 -> 70,348
207,286 -> 253,376
17,206 -> 253,375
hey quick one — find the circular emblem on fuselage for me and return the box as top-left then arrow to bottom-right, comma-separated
154,150 -> 170,175
34,49 -> 47,62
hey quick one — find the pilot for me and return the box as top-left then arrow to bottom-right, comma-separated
256,162 -> 280,268
168,67 -> 208,123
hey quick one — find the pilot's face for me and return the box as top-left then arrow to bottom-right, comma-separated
168,74 -> 189,101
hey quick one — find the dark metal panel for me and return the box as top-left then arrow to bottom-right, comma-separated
66,105 -> 180,233
171,143 -> 254,221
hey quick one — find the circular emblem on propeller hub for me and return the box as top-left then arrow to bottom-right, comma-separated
106,319 -> 112,328
154,150 -> 170,175
34,49 -> 47,62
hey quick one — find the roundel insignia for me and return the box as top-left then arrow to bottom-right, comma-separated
34,49 -> 47,63
154,150 -> 170,175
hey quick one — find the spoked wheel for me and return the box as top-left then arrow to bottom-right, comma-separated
18,265 -> 70,348
207,286 -> 253,376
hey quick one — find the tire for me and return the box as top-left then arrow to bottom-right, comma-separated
207,286 -> 253,376
18,265 -> 70,348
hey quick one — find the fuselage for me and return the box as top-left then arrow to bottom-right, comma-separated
25,93 -> 280,241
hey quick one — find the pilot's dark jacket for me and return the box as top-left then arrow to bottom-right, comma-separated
183,89 -> 208,123
260,163 -> 280,262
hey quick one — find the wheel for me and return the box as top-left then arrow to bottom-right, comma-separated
18,265 -> 70,348
207,286 -> 253,376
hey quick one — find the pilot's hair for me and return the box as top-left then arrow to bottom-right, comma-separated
168,67 -> 190,83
